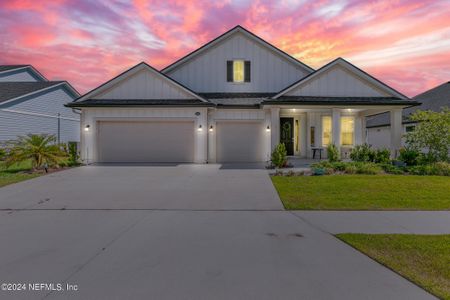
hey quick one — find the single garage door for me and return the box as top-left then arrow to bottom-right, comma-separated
216,121 -> 266,162
97,121 -> 194,163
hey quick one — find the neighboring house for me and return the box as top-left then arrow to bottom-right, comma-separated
366,82 -> 450,149
67,25 -> 418,164
0,65 -> 81,143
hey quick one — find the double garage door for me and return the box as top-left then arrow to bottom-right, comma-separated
96,120 -> 266,163
97,121 -> 195,163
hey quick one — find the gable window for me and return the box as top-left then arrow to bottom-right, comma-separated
322,116 -> 332,146
227,60 -> 251,83
341,116 -> 354,146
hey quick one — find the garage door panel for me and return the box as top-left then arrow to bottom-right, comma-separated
216,121 -> 265,163
97,121 -> 194,163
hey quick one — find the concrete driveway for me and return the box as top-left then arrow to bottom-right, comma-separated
0,164 -> 283,210
0,166 -> 438,299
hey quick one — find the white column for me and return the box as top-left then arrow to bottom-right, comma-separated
270,107 -> 280,151
332,108 -> 341,147
361,115 -> 367,144
207,110 -> 216,163
390,108 -> 402,158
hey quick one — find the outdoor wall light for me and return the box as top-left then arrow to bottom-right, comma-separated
197,125 -> 203,131
266,125 -> 271,132
209,125 -> 214,132
84,125 -> 90,132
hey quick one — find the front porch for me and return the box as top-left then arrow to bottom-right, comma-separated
268,106 -> 404,159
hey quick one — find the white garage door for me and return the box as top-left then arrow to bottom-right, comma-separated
97,121 -> 195,163
216,121 -> 266,163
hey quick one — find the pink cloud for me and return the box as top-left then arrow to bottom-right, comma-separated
0,0 -> 449,97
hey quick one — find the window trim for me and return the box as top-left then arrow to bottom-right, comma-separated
227,59 -> 250,84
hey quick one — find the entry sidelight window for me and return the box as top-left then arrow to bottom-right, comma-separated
227,60 -> 251,83
322,116 -> 332,146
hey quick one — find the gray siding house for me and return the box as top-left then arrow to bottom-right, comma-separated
0,65 -> 80,143
367,82 -> 450,149
67,25 -> 418,164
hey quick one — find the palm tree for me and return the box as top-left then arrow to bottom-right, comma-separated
3,134 -> 68,171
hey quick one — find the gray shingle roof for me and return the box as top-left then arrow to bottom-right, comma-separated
263,96 -> 418,106
65,99 -> 214,107
0,65 -> 28,72
198,93 -> 275,107
0,81 -> 65,103
366,82 -> 450,128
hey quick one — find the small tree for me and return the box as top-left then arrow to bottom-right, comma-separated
405,108 -> 450,162
271,143 -> 287,168
4,134 -> 68,170
326,144 -> 340,162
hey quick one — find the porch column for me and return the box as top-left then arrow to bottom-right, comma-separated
332,108 -> 341,147
361,115 -> 367,144
270,107 -> 280,150
390,108 -> 402,158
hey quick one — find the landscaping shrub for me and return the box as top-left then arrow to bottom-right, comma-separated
67,142 -> 80,166
327,144 -> 340,162
398,147 -> 421,166
0,148 -> 5,161
354,162 -> 383,175
331,161 -> 346,171
344,163 -> 357,174
271,143 -> 287,168
374,149 -> 390,164
350,144 -> 372,162
379,163 -> 405,175
407,162 -> 450,176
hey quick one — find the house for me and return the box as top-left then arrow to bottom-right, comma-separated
66,25 -> 418,164
366,82 -> 450,149
0,65 -> 80,143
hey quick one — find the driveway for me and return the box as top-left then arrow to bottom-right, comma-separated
0,164 -> 283,210
0,166 -> 438,299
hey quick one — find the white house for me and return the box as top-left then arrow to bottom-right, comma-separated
67,25 -> 418,164
0,65 -> 80,143
367,81 -> 450,149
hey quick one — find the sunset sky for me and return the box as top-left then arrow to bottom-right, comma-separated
1,0 -> 449,97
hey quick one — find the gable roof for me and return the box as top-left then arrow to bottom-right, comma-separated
161,25 -> 314,74
366,81 -> 450,128
0,81 -> 79,105
73,62 -> 208,104
273,57 -> 409,100
0,64 -> 48,81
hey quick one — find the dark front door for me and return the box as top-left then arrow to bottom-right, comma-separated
280,118 -> 294,155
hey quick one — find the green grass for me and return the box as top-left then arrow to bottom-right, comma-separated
0,160 -> 38,187
271,175 -> 450,210
337,234 -> 450,300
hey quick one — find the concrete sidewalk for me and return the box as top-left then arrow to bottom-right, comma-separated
293,211 -> 450,234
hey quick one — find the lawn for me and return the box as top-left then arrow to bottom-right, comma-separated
0,160 -> 39,187
337,234 -> 450,300
271,175 -> 450,210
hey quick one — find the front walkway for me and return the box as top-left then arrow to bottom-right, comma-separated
293,211 -> 450,234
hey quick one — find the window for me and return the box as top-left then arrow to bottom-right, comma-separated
341,116 -> 354,146
233,60 -> 244,82
227,60 -> 250,83
322,116 -> 332,146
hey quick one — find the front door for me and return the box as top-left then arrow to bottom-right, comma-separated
280,118 -> 294,155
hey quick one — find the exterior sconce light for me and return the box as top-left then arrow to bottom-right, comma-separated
197,125 -> 203,131
266,125 -> 271,132
209,125 -> 214,132
84,125 -> 90,132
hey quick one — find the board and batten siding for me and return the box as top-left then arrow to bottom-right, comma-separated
165,32 -> 309,93
95,69 -> 193,99
286,65 -> 389,97
0,86 -> 80,142
0,69 -> 41,82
